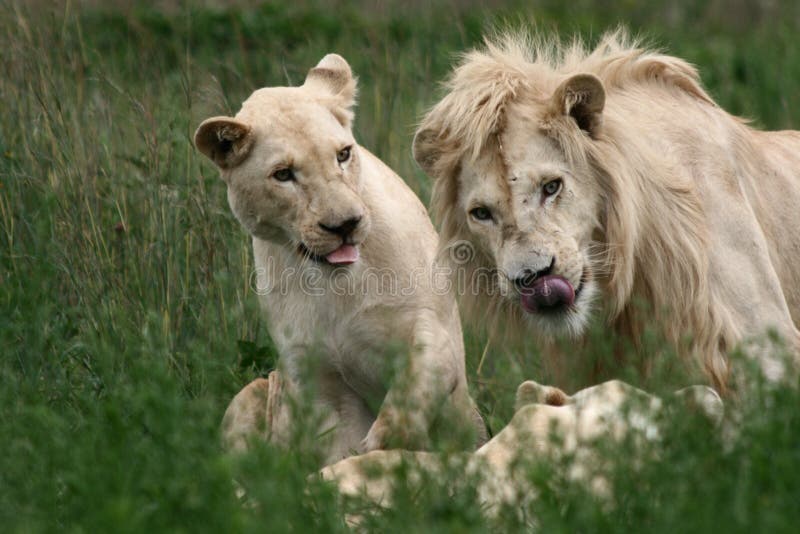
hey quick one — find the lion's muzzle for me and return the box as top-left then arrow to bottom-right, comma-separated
518,275 -> 576,314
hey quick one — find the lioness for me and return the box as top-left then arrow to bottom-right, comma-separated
412,31 -> 800,392
195,54 -> 485,464
320,379 -> 723,522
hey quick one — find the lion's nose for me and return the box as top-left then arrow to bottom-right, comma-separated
319,216 -> 362,238
513,258 -> 555,290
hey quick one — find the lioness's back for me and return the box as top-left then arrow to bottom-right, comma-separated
358,147 -> 440,268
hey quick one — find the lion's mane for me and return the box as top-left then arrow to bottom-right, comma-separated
420,30 -> 749,390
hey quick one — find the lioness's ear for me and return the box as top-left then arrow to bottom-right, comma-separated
304,53 -> 357,110
194,116 -> 254,169
552,73 -> 605,137
515,380 -> 573,411
412,128 -> 442,177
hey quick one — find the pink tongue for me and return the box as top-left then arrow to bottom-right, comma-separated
519,275 -> 575,314
325,244 -> 359,265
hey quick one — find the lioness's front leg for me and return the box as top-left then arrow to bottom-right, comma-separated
222,368 -> 374,464
362,308 -> 475,451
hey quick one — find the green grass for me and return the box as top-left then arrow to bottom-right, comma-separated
2,0 -> 800,531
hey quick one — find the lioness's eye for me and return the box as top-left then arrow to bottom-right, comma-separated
470,206 -> 493,222
337,146 -> 352,163
542,178 -> 562,197
272,168 -> 295,182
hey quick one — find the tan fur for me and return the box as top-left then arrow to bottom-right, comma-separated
197,54 -> 485,465
413,30 -> 800,392
320,379 -> 724,522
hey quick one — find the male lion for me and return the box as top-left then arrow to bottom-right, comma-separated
413,31 -> 800,392
195,54 -> 485,465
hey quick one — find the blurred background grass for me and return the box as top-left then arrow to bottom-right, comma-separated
2,1 -> 800,531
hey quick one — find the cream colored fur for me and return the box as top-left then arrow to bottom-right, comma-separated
413,30 -> 800,392
196,54 -> 485,465
319,379 -> 723,522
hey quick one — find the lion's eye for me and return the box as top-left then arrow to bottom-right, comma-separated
337,146 -> 352,164
272,168 -> 295,182
542,178 -> 562,197
470,206 -> 493,222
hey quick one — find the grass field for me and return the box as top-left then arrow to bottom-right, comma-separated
2,0 -> 800,531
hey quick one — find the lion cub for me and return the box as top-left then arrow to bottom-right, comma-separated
195,54 -> 485,464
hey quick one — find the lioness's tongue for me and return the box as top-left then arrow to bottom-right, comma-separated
325,244 -> 359,265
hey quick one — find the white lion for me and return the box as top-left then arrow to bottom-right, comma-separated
412,30 -> 800,392
195,54 -> 485,465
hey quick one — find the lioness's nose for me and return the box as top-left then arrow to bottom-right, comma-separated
319,216 -> 362,238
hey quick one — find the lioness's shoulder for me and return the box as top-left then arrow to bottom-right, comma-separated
358,146 -> 432,226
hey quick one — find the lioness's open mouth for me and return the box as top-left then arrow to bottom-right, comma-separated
297,242 -> 360,266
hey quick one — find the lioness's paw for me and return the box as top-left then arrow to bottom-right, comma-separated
360,422 -> 386,454
362,411 -> 430,452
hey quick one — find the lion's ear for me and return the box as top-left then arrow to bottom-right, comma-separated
412,128 -> 443,177
304,54 -> 358,120
194,116 -> 254,170
552,73 -> 605,137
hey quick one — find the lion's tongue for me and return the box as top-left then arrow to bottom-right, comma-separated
520,275 -> 575,314
325,244 -> 359,265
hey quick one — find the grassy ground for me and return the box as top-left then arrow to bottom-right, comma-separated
2,0 -> 800,531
